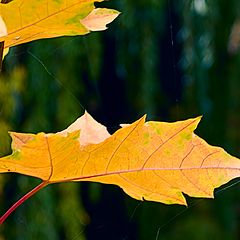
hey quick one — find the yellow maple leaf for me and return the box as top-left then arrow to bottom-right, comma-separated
0,0 -> 119,55
1,111 -> 240,213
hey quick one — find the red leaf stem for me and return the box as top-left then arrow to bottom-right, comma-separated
0,181 -> 48,225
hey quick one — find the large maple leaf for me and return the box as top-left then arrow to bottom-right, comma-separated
0,0 -> 119,53
1,112 -> 240,223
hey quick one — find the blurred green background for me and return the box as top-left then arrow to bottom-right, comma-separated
1,0 -> 240,239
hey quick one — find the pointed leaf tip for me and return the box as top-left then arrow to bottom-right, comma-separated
120,114 -> 146,128
80,8 -> 120,31
58,111 -> 110,146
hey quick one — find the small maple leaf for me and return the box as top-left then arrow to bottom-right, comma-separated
0,0 -> 119,58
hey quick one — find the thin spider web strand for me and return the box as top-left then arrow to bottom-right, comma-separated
27,50 -> 86,111
154,178 -> 240,239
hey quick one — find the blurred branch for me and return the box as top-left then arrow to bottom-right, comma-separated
228,19 -> 240,55
0,0 -> 13,3
0,42 -> 3,72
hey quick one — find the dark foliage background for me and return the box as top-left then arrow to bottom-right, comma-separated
1,0 -> 240,239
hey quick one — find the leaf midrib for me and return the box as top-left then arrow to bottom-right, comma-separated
2,0 -> 90,47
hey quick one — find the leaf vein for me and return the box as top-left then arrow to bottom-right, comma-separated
141,118 -> 198,169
